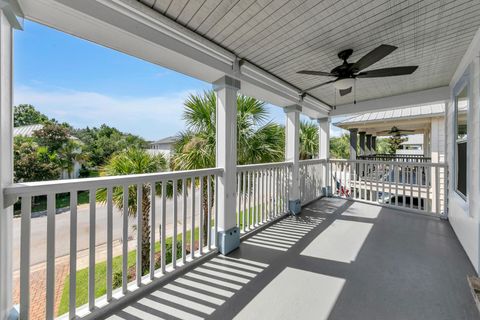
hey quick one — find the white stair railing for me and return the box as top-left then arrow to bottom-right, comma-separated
236,162 -> 292,234
5,167 -> 222,320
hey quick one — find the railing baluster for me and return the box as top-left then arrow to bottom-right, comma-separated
199,176 -> 204,254
394,165 -> 399,206
107,187 -> 113,300
253,170 -> 257,227
247,171 -> 251,229
409,167 -> 413,209
417,166 -> 421,211
426,166 -> 431,213
173,179 -> 178,267
20,195 -> 31,320
46,193 -> 55,320
182,178 -> 187,264
191,177 -> 195,259
122,185 -> 128,294
242,171 -> 246,232
207,175 -> 212,250
136,184 -> 142,287
214,174 -> 219,248
435,166 -> 440,215
150,182 -> 156,278
237,172 -> 241,228
69,190 -> 78,317
161,181 -> 167,273
89,188 -> 97,309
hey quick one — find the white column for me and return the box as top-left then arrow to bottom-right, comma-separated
318,117 -> 330,160
349,128 -> 358,160
423,128 -> 430,157
0,9 -> 14,320
285,105 -> 301,214
214,76 -> 240,255
318,117 -> 330,196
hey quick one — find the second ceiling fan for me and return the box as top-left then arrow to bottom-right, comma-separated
298,44 -> 418,97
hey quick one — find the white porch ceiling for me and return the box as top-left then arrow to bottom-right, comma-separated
138,0 -> 480,106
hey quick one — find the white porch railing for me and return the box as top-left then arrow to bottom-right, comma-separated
328,159 -> 448,216
4,168 -> 222,320
236,162 -> 292,235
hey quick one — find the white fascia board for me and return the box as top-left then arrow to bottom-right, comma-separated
19,0 -> 330,116
330,86 -> 450,116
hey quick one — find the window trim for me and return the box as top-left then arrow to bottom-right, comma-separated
453,76 -> 469,201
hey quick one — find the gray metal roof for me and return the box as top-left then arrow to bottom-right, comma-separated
137,0 -> 480,106
335,103 -> 445,126
13,124 -> 44,137
151,136 -> 176,144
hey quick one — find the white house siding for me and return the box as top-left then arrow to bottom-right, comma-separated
447,51 -> 480,272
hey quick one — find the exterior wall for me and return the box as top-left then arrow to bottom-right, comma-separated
447,54 -> 480,272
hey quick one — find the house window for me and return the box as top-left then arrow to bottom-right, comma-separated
455,85 -> 468,198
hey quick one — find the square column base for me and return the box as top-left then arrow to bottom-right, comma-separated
218,227 -> 240,255
288,199 -> 301,215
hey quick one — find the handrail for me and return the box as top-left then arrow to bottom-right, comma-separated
330,159 -> 446,168
237,161 -> 292,171
4,167 -> 223,197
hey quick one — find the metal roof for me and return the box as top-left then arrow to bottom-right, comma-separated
151,136 -> 176,144
335,103 -> 445,127
13,124 -> 44,137
137,0 -> 480,106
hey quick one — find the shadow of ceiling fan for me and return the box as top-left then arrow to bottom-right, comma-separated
298,44 -> 418,97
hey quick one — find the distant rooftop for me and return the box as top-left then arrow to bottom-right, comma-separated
150,136 -> 176,144
335,103 -> 445,127
13,124 -> 44,137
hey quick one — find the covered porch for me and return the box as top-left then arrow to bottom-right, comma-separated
1,0 -> 480,320
104,198 -> 478,320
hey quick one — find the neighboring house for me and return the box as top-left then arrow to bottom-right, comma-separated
14,124 -> 83,179
397,134 -> 423,156
146,136 -> 175,158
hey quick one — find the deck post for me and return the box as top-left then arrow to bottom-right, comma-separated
372,136 -> 377,155
318,117 -> 330,195
285,105 -> 301,214
366,134 -> 372,156
214,76 -> 240,255
349,128 -> 358,160
359,131 -> 366,156
0,8 -> 15,320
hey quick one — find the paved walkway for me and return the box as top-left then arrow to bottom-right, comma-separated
105,198 -> 479,320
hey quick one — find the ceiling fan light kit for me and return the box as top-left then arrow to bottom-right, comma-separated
298,44 -> 419,102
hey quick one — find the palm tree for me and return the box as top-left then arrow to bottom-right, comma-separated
97,148 -> 167,274
58,140 -> 86,178
171,90 -> 284,243
299,120 -> 319,160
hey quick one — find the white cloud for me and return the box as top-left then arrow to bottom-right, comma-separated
14,86 -> 198,140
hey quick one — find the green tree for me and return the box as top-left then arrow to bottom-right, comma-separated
299,120 -> 319,160
33,122 -> 71,152
58,140 -> 86,178
97,148 -> 167,274
74,125 -> 147,168
171,91 -> 284,243
329,134 -> 350,159
13,104 -> 49,127
385,135 -> 408,154
13,136 -> 61,182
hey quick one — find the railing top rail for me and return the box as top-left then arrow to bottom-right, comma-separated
236,161 -> 293,171
330,158 -> 447,168
4,167 -> 223,197
299,158 -> 328,165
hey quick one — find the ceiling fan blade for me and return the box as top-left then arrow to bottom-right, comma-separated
352,44 -> 397,71
339,87 -> 352,96
397,129 -> 415,132
356,66 -> 418,78
304,79 -> 337,92
297,70 -> 336,76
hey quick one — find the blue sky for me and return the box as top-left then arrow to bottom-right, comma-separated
14,20 -> 344,140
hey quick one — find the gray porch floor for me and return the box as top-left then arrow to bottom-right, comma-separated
104,198 -> 479,320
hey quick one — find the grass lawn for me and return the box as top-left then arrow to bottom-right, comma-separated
58,229 -> 199,316
14,191 -> 90,215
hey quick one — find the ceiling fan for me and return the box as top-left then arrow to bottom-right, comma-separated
298,44 -> 418,97
377,126 -> 415,136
